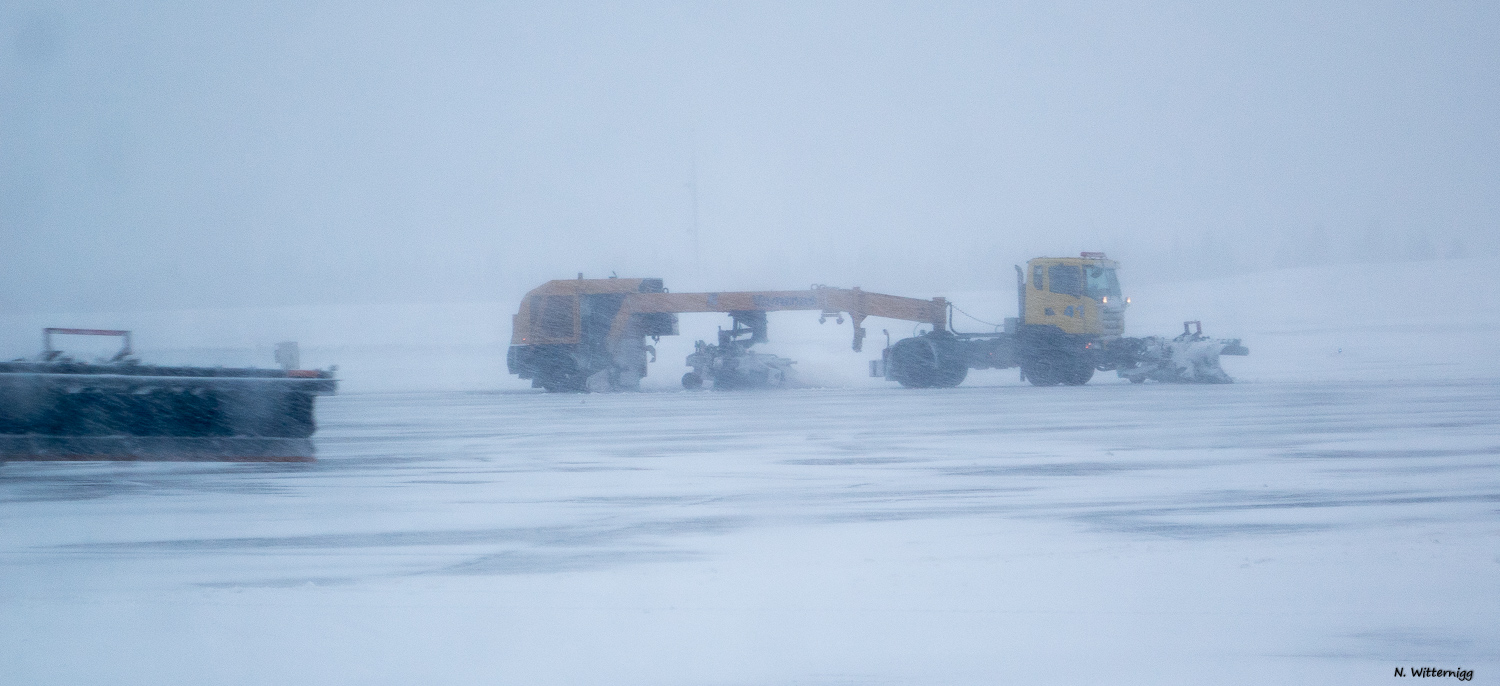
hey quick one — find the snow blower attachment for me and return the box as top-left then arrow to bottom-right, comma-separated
0,329 -> 337,462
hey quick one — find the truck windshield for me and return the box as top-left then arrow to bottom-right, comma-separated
1085,267 -> 1121,300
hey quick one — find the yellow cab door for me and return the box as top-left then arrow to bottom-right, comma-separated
1025,259 -> 1094,335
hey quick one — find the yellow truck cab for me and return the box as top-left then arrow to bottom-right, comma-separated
1023,253 -> 1126,337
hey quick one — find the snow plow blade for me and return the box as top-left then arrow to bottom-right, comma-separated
0,330 -> 336,463
1116,322 -> 1247,384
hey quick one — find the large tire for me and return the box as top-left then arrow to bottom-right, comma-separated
540,375 -> 585,392
535,353 -> 587,392
681,372 -> 703,389
888,336 -> 968,388
1020,358 -> 1061,386
1024,351 -> 1092,387
1063,358 -> 1095,386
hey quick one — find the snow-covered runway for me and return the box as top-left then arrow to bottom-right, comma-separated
3,379 -> 1497,684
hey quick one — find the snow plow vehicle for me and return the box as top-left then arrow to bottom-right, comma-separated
0,329 -> 337,462
507,255 -> 1247,392
878,253 -> 1248,387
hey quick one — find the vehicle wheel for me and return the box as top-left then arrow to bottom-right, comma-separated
538,364 -> 586,392
888,336 -> 967,388
1021,358 -> 1060,386
1128,375 -> 1146,384
1063,359 -> 1094,386
681,372 -> 703,389
530,347 -> 587,392
540,376 -> 585,392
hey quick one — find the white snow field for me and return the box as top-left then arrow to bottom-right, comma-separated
2,260 -> 1498,684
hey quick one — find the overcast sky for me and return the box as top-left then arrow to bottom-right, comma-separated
3,1 -> 1497,313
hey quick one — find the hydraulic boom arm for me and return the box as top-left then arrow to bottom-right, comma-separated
609,286 -> 947,352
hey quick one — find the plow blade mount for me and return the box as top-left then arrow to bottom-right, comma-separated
1116,321 -> 1247,384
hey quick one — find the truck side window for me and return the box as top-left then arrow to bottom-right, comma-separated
1048,265 -> 1083,296
532,295 -> 577,338
1032,265 -> 1044,290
